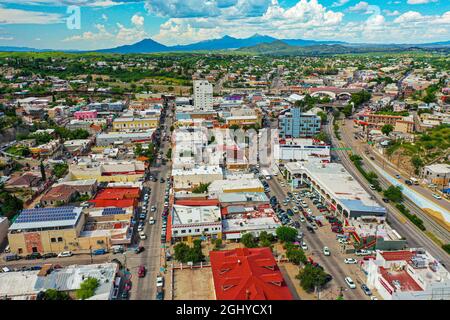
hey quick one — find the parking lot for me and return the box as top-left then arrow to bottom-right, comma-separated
264,174 -> 379,300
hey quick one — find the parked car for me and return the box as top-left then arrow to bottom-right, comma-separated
57,251 -> 72,258
369,184 -> 376,190
156,276 -> 164,287
3,254 -> 21,262
395,174 -> 401,179
151,206 -> 157,212
345,277 -> 356,289
344,258 -> 358,264
323,246 -> 330,256
42,253 -> 57,259
139,232 -> 147,240
301,242 -> 308,250
299,216 -> 306,223
156,287 -> 164,300
138,265 -> 146,278
92,248 -> 107,255
135,246 -> 145,254
361,284 -> 372,296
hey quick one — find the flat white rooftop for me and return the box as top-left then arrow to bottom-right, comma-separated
172,205 -> 221,226
172,165 -> 223,176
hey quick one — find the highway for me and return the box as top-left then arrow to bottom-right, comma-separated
339,119 -> 450,244
326,115 -> 450,267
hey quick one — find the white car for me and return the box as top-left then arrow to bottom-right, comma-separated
292,207 -> 299,213
369,184 -> 376,190
344,258 -> 358,264
151,206 -> 157,212
139,232 -> 147,240
323,247 -> 330,256
156,276 -> 164,287
370,296 -> 379,300
137,225 -> 144,232
58,251 -> 72,258
149,217 -> 155,225
301,242 -> 308,250
306,208 -> 312,214
432,193 -> 442,200
299,217 -> 306,223
345,277 -> 356,289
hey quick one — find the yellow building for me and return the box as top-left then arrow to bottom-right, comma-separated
112,117 -> 159,131
7,207 -> 127,255
7,207 -> 87,255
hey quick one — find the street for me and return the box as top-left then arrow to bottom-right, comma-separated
327,116 -> 450,267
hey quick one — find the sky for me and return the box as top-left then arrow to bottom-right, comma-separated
0,0 -> 449,50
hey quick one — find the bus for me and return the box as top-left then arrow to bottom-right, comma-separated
410,177 -> 419,185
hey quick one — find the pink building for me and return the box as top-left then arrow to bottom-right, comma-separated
74,110 -> 97,120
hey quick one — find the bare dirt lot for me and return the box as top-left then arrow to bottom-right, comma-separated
173,267 -> 215,300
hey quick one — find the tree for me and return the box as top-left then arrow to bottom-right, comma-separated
241,233 -> 258,248
411,155 -> 423,174
276,226 -> 298,243
259,231 -> 274,248
40,161 -> 46,181
381,124 -> 394,136
342,104 -> 353,118
317,111 -> 327,124
174,242 -> 191,263
286,247 -> 307,265
214,239 -> 223,250
383,186 -> 403,203
43,289 -> 70,300
76,277 -> 99,300
314,132 -> 331,144
53,163 -> 68,179
229,124 -> 240,130
192,182 -> 211,194
296,264 -> 329,293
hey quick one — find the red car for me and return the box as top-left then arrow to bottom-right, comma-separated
138,265 -> 146,278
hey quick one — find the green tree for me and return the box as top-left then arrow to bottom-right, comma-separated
53,163 -> 68,179
241,233 -> 258,248
296,264 -> 329,293
314,132 -> 331,144
40,161 -> 46,181
229,124 -> 240,130
214,239 -> 223,250
43,289 -> 70,300
411,156 -> 423,174
381,124 -> 394,136
286,247 -> 307,265
173,242 -> 191,263
317,111 -> 327,124
276,226 -> 298,243
383,186 -> 403,203
192,183 -> 211,194
76,277 -> 99,300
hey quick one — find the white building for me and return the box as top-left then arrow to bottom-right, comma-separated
366,249 -> 450,300
172,165 -> 223,191
171,205 -> 222,240
194,80 -> 213,111
276,138 -> 331,163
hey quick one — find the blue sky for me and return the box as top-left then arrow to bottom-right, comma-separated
0,0 -> 448,49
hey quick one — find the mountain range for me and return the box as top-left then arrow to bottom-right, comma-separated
0,34 -> 449,54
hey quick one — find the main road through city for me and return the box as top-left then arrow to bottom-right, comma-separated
327,115 -> 450,267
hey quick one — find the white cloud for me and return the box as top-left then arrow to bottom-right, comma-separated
394,11 -> 424,23
102,14 -> 108,21
331,0 -> 349,7
131,14 -> 144,26
348,1 -> 369,12
116,22 -> 147,42
407,0 -> 437,4
0,36 -> 14,40
63,23 -> 114,42
383,9 -> 400,16
0,5 -> 63,24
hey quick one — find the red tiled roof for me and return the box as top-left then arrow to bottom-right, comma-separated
89,199 -> 137,208
94,187 -> 140,200
380,250 -> 416,262
175,199 -> 220,206
210,248 -> 293,300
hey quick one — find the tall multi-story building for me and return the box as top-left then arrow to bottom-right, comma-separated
279,108 -> 321,138
194,80 -> 213,111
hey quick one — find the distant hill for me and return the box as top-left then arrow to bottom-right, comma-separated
96,38 -> 169,54
0,34 -> 449,54
237,40 -> 450,56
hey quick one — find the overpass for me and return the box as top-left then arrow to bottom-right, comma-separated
309,87 -> 361,100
